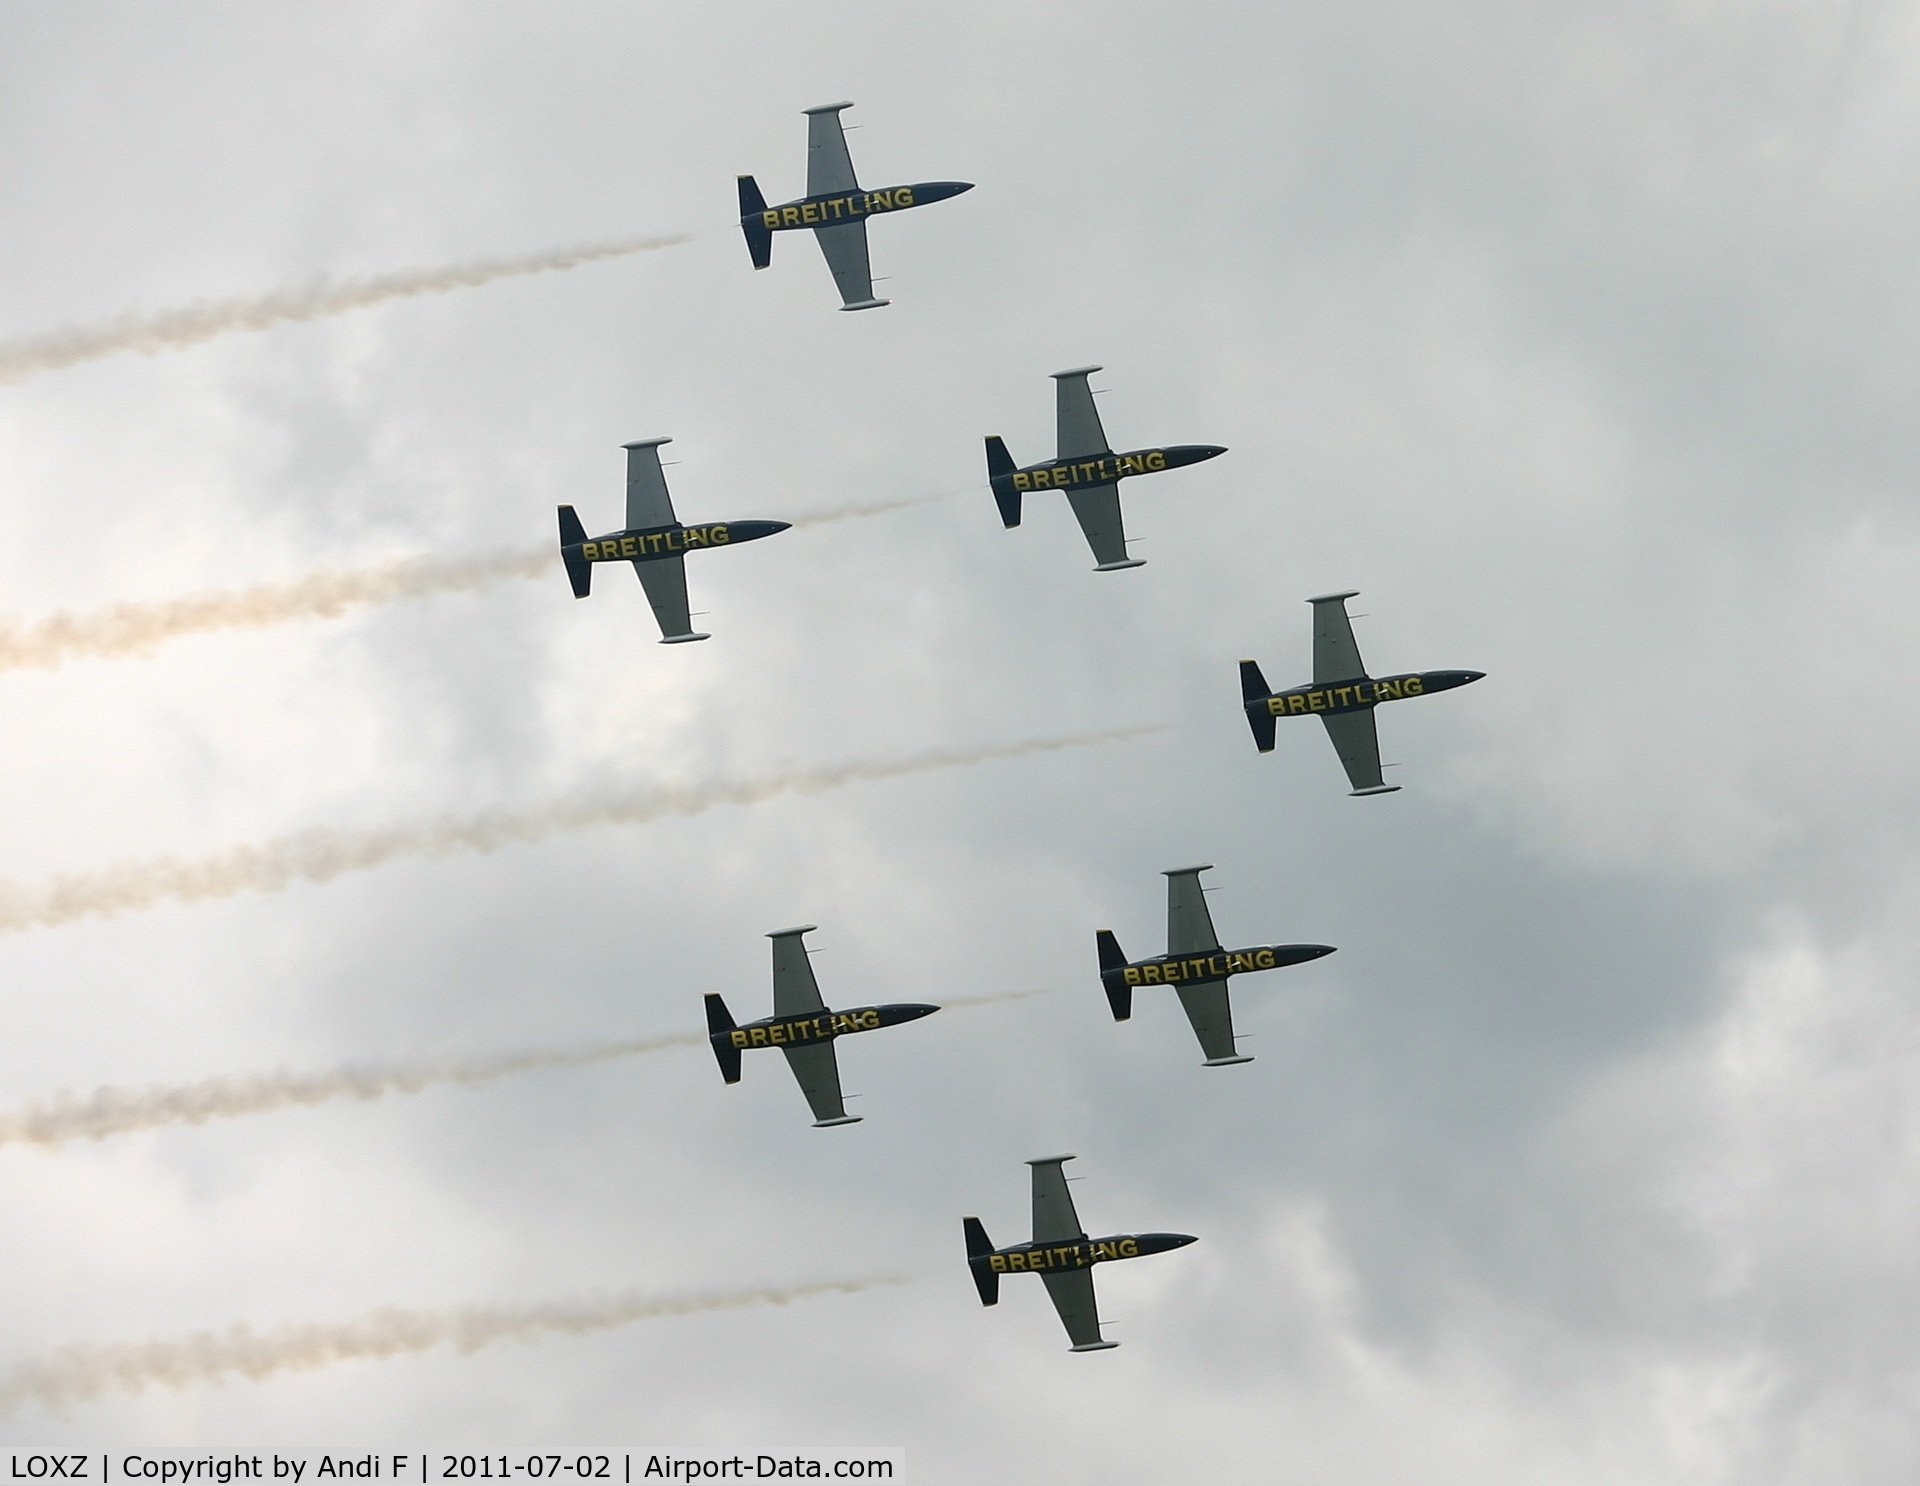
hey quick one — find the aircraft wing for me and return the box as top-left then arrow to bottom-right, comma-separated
1052,368 -> 1110,458
1041,1269 -> 1111,1350
1164,867 -> 1221,955
1177,982 -> 1246,1064
805,103 -> 860,196
1321,708 -> 1392,793
634,557 -> 705,643
782,1041 -> 858,1126
813,220 -> 886,310
1029,1155 -> 1085,1242
769,927 -> 828,1016
624,440 -> 678,530
1065,484 -> 1134,569
1310,591 -> 1366,682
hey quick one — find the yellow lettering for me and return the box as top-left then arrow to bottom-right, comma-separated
1405,675 -> 1425,695
1287,694 -> 1308,715
1375,679 -> 1399,700
781,206 -> 800,226
666,529 -> 683,551
712,525 -> 730,544
1119,1238 -> 1139,1258
730,1031 -> 748,1048
1029,468 -> 1051,488
801,202 -> 820,224
1163,960 -> 1181,983
1226,953 -> 1247,973
862,1010 -> 880,1029
616,535 -> 634,557
1122,967 -> 1141,985
1146,451 -> 1167,471
1307,692 -> 1326,711
1334,686 -> 1353,706
749,1027 -> 769,1047
989,1254 -> 1007,1272
1141,964 -> 1162,984
1120,455 -> 1142,475
1012,471 -> 1031,491
1051,467 -> 1069,486
1255,949 -> 1276,969
684,526 -> 707,547
761,210 -> 779,229
895,186 -> 914,206
579,542 -> 598,560
769,1024 -> 786,1044
827,198 -> 846,218
1007,1251 -> 1026,1270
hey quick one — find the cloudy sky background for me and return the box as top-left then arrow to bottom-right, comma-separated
0,0 -> 1915,1478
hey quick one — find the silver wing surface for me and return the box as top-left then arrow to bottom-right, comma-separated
1041,1269 -> 1113,1351
804,103 -> 860,196
1029,1155 -> 1085,1242
1164,866 -> 1221,955
1065,484 -> 1136,570
769,927 -> 827,1016
1052,367 -> 1111,459
624,439 -> 678,530
634,557 -> 706,644
1177,982 -> 1247,1065
1310,591 -> 1366,683
814,220 -> 886,310
1321,709 -> 1395,794
782,1041 -> 858,1126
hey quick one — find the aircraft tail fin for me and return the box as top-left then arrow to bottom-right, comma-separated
704,994 -> 743,1084
963,1218 -> 1000,1306
557,506 -> 592,598
737,176 -> 774,269
1240,661 -> 1277,752
1096,930 -> 1133,1021
985,437 -> 1022,527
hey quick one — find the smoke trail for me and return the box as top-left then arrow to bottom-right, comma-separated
0,990 -> 1057,1149
0,233 -> 693,385
0,493 -> 963,677
0,728 -> 1161,936
0,1033 -> 702,1148
0,547 -> 553,674
0,1276 -> 905,1414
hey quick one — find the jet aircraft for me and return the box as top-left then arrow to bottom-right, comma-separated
704,925 -> 939,1127
557,439 -> 788,644
737,102 -> 973,311
963,1155 -> 1197,1352
1240,591 -> 1484,794
1098,865 -> 1335,1066
984,367 -> 1226,571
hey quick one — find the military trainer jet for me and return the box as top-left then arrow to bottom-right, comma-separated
963,1155 -> 1197,1352
1240,591 -> 1484,794
985,367 -> 1226,571
737,102 -> 973,311
557,439 -> 788,644
704,926 -> 938,1127
1098,865 -> 1335,1066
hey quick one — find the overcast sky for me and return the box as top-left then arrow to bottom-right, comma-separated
0,1 -> 1916,1480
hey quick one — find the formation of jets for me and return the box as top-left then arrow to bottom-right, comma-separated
545,102 -> 1489,1351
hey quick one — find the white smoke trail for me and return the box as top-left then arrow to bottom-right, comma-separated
0,493 -> 959,677
0,991 -> 1058,1150
0,1277 -> 906,1414
0,728 -> 1161,936
0,1033 -> 701,1148
0,233 -> 694,385
0,547 -> 552,674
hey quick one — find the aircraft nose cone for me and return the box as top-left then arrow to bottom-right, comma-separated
1168,1233 -> 1200,1249
1465,670 -> 1487,682
896,1002 -> 940,1022
1195,444 -> 1228,461
1305,944 -> 1338,960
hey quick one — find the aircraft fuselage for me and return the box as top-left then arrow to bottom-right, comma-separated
748,181 -> 974,235
1103,941 -> 1335,993
567,519 -> 788,569
975,1231 -> 1197,1278
1250,669 -> 1483,722
715,1001 -> 937,1056
994,444 -> 1226,502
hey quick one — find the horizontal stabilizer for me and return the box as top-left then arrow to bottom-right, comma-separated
838,297 -> 891,312
557,506 -> 592,598
814,1113 -> 863,1128
986,437 -> 1021,528
1351,784 -> 1402,797
1094,558 -> 1147,572
705,995 -> 742,1084
1238,659 -> 1271,703
659,631 -> 711,645
1070,1341 -> 1121,1353
1203,1054 -> 1256,1067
